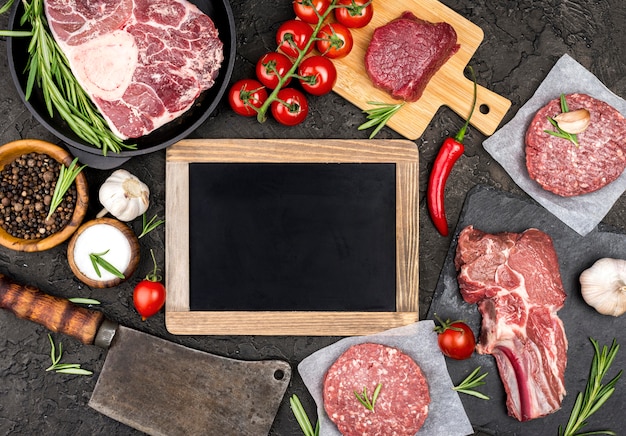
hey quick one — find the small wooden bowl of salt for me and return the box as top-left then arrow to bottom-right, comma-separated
67,217 -> 140,288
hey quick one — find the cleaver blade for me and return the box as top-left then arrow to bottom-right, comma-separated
0,275 -> 291,436
89,324 -> 291,436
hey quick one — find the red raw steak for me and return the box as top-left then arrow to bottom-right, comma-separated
365,11 -> 459,102
44,0 -> 224,139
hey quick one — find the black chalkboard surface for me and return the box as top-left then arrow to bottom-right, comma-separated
188,163 -> 397,311
165,139 -> 420,336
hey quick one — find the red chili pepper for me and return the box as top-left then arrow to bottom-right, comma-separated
427,66 -> 478,236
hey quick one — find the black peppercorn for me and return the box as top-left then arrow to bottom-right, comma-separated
0,152 -> 77,239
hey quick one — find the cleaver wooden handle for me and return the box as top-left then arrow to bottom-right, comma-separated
0,274 -> 104,345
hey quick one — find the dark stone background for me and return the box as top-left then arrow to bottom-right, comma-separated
1,0 -> 625,435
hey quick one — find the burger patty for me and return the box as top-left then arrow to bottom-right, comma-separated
323,343 -> 430,436
525,93 -> 626,197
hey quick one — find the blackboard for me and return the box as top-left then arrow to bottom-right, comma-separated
165,139 -> 420,336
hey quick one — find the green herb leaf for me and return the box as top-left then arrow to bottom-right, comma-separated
354,382 -> 382,411
453,366 -> 490,400
544,94 -> 579,146
89,249 -> 125,279
558,338 -> 622,436
45,334 -> 92,375
138,213 -> 165,239
358,101 -> 405,139
46,157 -> 85,220
68,297 -> 101,305
290,394 -> 319,436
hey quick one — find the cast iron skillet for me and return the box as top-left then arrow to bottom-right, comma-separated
7,0 -> 236,170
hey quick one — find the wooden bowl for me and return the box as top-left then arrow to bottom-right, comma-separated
67,218 -> 140,288
0,139 -> 89,252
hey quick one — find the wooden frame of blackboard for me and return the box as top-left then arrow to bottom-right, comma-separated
165,138 -> 419,336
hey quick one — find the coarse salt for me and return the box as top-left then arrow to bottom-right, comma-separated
72,223 -> 131,281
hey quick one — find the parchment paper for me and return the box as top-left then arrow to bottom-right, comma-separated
483,54 -> 626,236
298,321 -> 474,436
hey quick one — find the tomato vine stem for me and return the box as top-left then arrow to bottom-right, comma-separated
256,0 -> 340,123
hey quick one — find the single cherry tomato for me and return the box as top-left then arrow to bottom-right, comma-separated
298,55 -> 337,96
133,250 -> 166,320
334,0 -> 373,28
271,88 -> 309,126
256,52 -> 293,89
434,317 -> 476,360
293,0 -> 331,24
228,79 -> 268,117
316,22 -> 353,59
276,19 -> 314,58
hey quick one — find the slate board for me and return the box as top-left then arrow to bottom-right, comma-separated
427,185 -> 625,435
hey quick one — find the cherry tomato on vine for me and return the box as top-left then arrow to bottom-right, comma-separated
133,250 -> 166,321
298,55 -> 337,96
293,0 -> 331,24
228,79 -> 268,117
434,317 -> 476,360
334,0 -> 373,28
256,52 -> 293,89
316,22 -> 353,59
271,88 -> 309,126
276,19 -> 314,58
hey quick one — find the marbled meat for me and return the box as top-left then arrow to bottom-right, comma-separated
364,11 -> 459,102
526,93 -> 626,196
455,226 -> 567,421
44,0 -> 224,139
323,343 -> 430,435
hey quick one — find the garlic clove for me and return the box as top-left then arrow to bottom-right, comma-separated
553,108 -> 591,134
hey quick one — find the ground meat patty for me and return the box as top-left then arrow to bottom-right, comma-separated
525,93 -> 626,196
364,11 -> 459,102
323,343 -> 430,435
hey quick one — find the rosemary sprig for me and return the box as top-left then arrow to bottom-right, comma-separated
558,338 -> 622,436
46,334 -> 92,375
290,394 -> 319,436
453,366 -> 490,400
137,213 -> 165,239
89,249 -> 125,279
545,94 -> 578,146
358,101 -> 405,139
0,0 -> 134,155
46,157 -> 85,220
354,382 -> 382,411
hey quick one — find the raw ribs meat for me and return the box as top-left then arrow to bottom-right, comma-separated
454,226 -> 568,421
44,0 -> 224,139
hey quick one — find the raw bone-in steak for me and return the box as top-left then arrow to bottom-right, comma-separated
454,226 -> 567,421
44,0 -> 224,139
365,11 -> 459,102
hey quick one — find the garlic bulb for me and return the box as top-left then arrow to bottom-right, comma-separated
97,169 -> 149,222
579,258 -> 626,317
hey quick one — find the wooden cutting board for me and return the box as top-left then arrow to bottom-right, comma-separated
332,0 -> 511,139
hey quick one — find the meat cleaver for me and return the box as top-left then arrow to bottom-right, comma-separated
0,274 -> 291,435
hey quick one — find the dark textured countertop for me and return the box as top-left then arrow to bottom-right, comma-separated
1,0 -> 625,435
